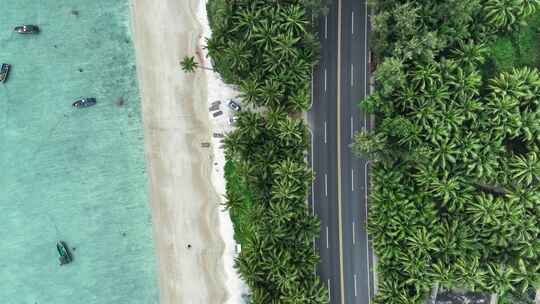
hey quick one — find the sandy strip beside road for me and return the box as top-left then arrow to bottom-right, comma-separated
130,0 -> 227,303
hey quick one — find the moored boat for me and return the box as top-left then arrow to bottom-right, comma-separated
56,241 -> 73,265
0,64 -> 11,83
14,25 -> 40,34
72,97 -> 97,108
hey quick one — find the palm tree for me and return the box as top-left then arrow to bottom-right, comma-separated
271,178 -> 303,202
287,84 -> 311,112
405,226 -> 440,255
450,40 -> 488,70
279,5 -> 308,36
265,107 -> 288,131
505,185 -> 539,209
272,158 -> 313,188
223,40 -> 251,74
238,77 -> 261,106
521,0 -> 540,16
484,263 -> 517,295
274,116 -> 306,146
485,94 -> 521,137
447,67 -> 481,100
258,78 -> 284,108
512,259 -> 540,294
237,111 -> 264,141
427,137 -> 459,171
428,260 -> 458,288
412,98 -> 438,132
251,19 -> 278,51
180,56 -> 198,72
469,193 -> 502,224
412,63 -> 440,91
351,130 -> 388,161
483,0 -> 522,31
232,6 -> 261,40
454,256 -> 486,291
509,152 -> 540,186
489,68 -> 538,101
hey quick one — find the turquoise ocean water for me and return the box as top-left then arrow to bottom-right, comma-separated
0,1 -> 159,303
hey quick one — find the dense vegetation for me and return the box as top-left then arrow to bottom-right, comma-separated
488,9 -> 540,71
354,0 -> 540,303
207,0 -> 321,112
207,0 -> 328,302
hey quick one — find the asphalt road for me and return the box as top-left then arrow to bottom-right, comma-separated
307,0 -> 373,303
308,0 -> 341,301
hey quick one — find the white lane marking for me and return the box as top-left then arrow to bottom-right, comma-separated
324,121 -> 327,144
352,221 -> 356,244
310,68 -> 314,108
365,160 -> 372,302
325,16 -> 328,39
325,173 -> 328,197
352,11 -> 355,34
354,274 -> 358,297
350,116 -> 354,140
364,116 -> 368,130
327,279 -> 331,301
326,226 -> 329,249
351,64 -> 354,87
364,4 -> 372,303
352,169 -> 354,191
364,0 -> 369,130
310,130 -> 314,215
364,0 -> 368,97
324,68 -> 327,92
313,237 -> 316,275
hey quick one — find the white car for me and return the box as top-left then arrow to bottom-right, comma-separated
229,116 -> 238,125
228,100 -> 241,112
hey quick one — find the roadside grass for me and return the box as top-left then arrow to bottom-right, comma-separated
488,11 -> 540,72
223,160 -> 253,246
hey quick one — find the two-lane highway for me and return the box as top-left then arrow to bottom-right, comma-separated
308,0 -> 374,303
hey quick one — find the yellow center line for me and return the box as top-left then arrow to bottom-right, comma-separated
336,0 -> 346,303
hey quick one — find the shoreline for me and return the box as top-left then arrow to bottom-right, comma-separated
130,0 -> 228,303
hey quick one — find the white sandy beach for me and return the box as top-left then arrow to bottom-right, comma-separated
130,0 -> 245,303
196,1 -> 250,303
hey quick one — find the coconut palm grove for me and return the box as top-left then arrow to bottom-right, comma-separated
207,0 -> 540,303
353,0 -> 540,303
207,0 -> 328,302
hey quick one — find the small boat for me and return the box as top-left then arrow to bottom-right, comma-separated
0,64 -> 11,83
14,25 -> 40,34
56,241 -> 73,265
72,97 -> 97,108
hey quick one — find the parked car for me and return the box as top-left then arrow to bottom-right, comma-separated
228,100 -> 241,112
229,116 -> 238,125
213,110 -> 223,117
